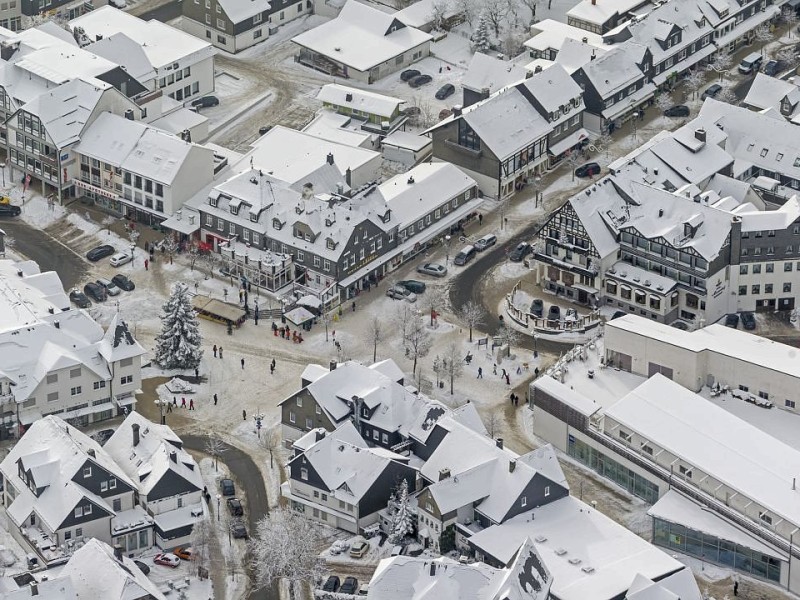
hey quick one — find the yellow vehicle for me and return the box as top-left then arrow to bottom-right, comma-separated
0,196 -> 10,205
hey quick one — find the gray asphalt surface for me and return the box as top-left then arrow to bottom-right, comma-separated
137,0 -> 181,22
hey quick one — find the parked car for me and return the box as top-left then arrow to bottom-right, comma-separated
435,83 -> 455,100
474,233 -> 497,252
86,244 -> 115,262
701,84 -> 722,99
231,521 -> 248,539
191,96 -> 219,108
391,545 -> 403,556
69,288 -> 91,308
83,282 -> 107,302
0,204 -> 21,217
724,313 -> 739,328
547,305 -> 561,323
110,251 -> 133,267
96,278 -> 120,296
386,285 -> 417,303
741,311 -> 756,330
453,245 -> 476,266
664,105 -> 690,117
401,69 -> 421,81
227,497 -> 244,516
358,584 -> 369,596
259,125 -> 273,136
417,262 -> 447,277
764,59 -> 783,76
738,52 -> 763,74
220,478 -> 235,496
508,242 -> 532,262
133,560 -> 150,575
111,274 -> 135,291
397,280 -> 426,294
173,547 -> 193,561
153,553 -> 180,568
349,539 -> 369,558
340,577 -> 359,594
574,162 -> 601,178
409,74 -> 433,88
322,576 -> 341,592
530,298 -> 544,318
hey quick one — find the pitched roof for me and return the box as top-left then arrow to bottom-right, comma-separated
462,52 -> 528,94
317,83 -> 404,118
98,314 -> 146,363
217,0 -> 270,23
578,48 -> 643,97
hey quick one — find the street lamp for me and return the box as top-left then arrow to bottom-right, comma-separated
0,161 -> 6,187
194,282 -> 199,295
445,235 -> 451,265
130,242 -> 136,267
216,494 -> 221,522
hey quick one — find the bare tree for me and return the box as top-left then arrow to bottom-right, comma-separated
205,435 -> 226,472
422,284 -> 448,326
753,24 -> 774,56
505,0 -> 522,29
101,215 -> 115,234
443,342 -> 464,394
707,51 -> 733,82
367,314 -> 384,362
249,507 -> 326,600
485,410 -> 503,438
716,86 -> 737,105
783,7 -> 799,39
459,300 -> 486,342
201,251 -> 220,278
776,45 -> 798,67
501,26 -> 527,57
684,69 -> 706,100
260,425 -> 282,469
188,244 -> 201,271
429,0 -> 451,30
453,0 -> 478,28
495,324 -> 520,358
161,234 -> 179,265
394,304 -> 432,375
592,131 -> 613,160
518,0 -> 539,23
189,518 -> 212,573
655,93 -> 675,126
482,0 -> 508,36
564,149 -> 584,181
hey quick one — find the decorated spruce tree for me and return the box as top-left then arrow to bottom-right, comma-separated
154,283 -> 203,369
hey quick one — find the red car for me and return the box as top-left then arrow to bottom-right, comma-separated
153,552 -> 181,568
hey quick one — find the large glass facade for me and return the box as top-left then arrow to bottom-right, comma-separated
653,518 -> 782,583
567,435 -> 659,503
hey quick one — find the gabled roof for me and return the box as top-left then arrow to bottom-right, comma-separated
98,313 -> 146,363
317,83 -> 404,118
578,48 -> 643,97
87,32 -> 156,83
462,52 -> 528,94
217,0 -> 270,24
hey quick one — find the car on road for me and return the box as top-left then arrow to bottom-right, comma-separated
340,577 -> 359,594
397,280 -> 426,294
227,497 -> 244,516
110,251 -> 133,267
133,560 -> 150,575
220,478 -> 235,496
530,298 -> 543,318
83,282 -> 107,302
547,305 -> 561,323
508,242 -> 532,262
96,278 -> 120,296
435,83 -> 455,100
231,521 -> 248,539
574,162 -> 601,178
764,59 -> 783,76
724,313 -> 739,328
322,576 -> 341,592
386,285 -> 417,303
409,74 -> 433,88
400,69 -> 421,81
111,274 -> 135,291
69,288 -> 91,308
417,262 -> 447,277
701,84 -> 723,99
0,204 -> 21,217
173,547 -> 193,561
741,311 -> 756,330
664,104 -> 690,117
474,234 -> 497,252
86,244 -> 115,262
349,538 -> 369,558
153,553 -> 180,568
191,96 -> 219,108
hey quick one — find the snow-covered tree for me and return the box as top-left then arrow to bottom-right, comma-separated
564,149 -> 584,181
706,51 -> 733,81
783,7 -> 799,39
518,0 -> 538,23
777,45 -> 798,67
189,517 -> 212,572
429,0 -> 450,30
260,424 -> 281,469
367,314 -> 384,363
394,305 -> 433,375
101,215 -> 115,234
684,69 -> 706,100
656,94 -> 675,126
716,86 -> 737,105
443,342 -> 464,395
753,24 -> 773,56
482,0 -> 507,36
501,26 -> 527,57
422,284 -> 448,326
154,283 -> 203,369
161,234 -> 179,265
485,410 -> 503,437
496,324 -> 520,358
459,300 -> 486,342
389,479 -> 413,543
474,14 -> 490,51
205,435 -> 225,472
454,0 -> 478,28
249,507 -> 326,600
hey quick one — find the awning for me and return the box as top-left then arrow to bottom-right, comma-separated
572,283 -> 599,294
602,83 -> 657,121
192,295 -> 246,323
548,128 -> 590,156
296,295 -> 322,309
284,306 -> 315,325
162,213 -> 201,235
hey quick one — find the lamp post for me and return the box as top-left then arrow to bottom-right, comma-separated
130,242 -> 136,267
194,282 -> 199,295
445,235 -> 451,265
216,494 -> 221,522
0,161 -> 6,187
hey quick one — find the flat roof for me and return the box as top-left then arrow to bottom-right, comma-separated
606,374 -> 800,528
533,375 -> 602,417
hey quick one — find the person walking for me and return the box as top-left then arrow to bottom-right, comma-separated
271,358 -> 276,370
194,368 -> 199,381
241,357 -> 245,370
352,301 -> 356,312
172,397 -> 177,407
493,364 -> 497,375
477,367 -> 483,379
501,368 -> 507,379
167,402 -> 173,413
144,259 -> 149,271
189,398 -> 195,411
213,393 -> 218,406
242,409 -> 247,421
181,397 -> 186,408
505,373 -> 511,386
219,347 -> 223,358
213,344 -> 217,358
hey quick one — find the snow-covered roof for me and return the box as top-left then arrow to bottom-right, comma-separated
104,411 -> 203,497
577,47 -> 643,97
302,110 -> 377,148
292,0 -> 431,73
382,130 -> 432,152
567,0 -> 647,22
524,19 -> 606,54
533,375 -> 601,417
217,0 -> 270,23
0,574 -> 77,599
394,0 -> 461,28
461,52 -> 528,94
620,0 -> 712,63
606,374 -> 800,529
517,63 -> 582,116
0,416 -> 134,533
626,569 -> 702,600
737,194 -> 800,232
70,6 -> 214,69
317,83 -> 404,118
468,495 -> 691,600
98,314 -> 146,363
743,73 -> 800,119
87,32 -> 156,83
554,37 -> 610,73
60,538 -> 166,600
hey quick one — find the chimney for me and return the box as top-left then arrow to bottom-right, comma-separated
170,450 -> 177,463
658,209 -> 664,217
438,467 -> 451,481
88,449 -> 96,458
54,321 -> 60,329
452,105 -> 462,116
329,360 -> 337,371
29,582 -> 38,596
132,423 -> 140,447
591,0 -> 596,5
124,109 -> 134,121
496,438 -> 504,449
326,152 -> 334,165
345,167 -> 352,187
17,269 -> 23,277
653,168 -> 658,176
114,545 -> 124,561
695,128 -> 706,142
509,459 -> 516,473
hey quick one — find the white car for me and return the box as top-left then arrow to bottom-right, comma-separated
110,252 -> 133,267
386,286 -> 417,303
96,278 -> 121,296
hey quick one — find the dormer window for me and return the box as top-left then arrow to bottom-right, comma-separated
273,218 -> 283,230
326,238 -> 336,250
209,197 -> 217,207
250,213 -> 258,222
230,206 -> 239,215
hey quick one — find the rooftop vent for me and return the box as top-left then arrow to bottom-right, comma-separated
555,548 -> 567,556
345,93 -> 353,102
695,128 -> 706,142
534,535 -> 547,543
439,468 -> 451,481
408,176 -> 415,184
658,208 -> 664,217
581,566 -> 595,574
568,558 -> 582,565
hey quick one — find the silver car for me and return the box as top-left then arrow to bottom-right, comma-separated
96,278 -> 121,296
417,263 -> 447,277
386,286 -> 417,303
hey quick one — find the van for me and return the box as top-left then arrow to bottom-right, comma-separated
474,234 -> 497,252
453,245 -> 476,266
738,52 -> 763,74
